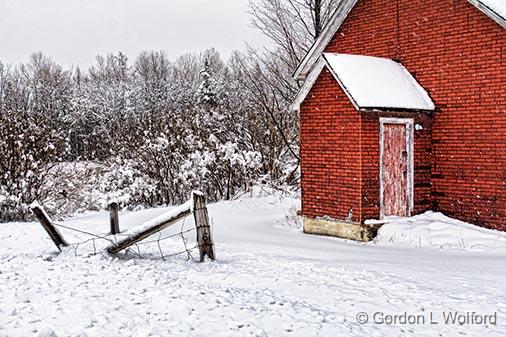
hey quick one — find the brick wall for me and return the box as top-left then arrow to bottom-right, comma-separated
304,0 -> 506,230
301,89 -> 433,223
300,68 -> 362,222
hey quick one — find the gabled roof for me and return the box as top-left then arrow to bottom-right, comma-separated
293,0 -> 358,81
294,0 -> 506,81
291,53 -> 436,112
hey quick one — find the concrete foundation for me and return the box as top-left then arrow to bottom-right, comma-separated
303,216 -> 383,242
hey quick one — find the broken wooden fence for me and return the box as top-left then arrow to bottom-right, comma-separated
108,201 -> 120,235
30,201 -> 69,251
30,191 -> 215,262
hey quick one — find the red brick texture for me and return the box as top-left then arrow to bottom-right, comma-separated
300,0 -> 506,230
301,69 -> 362,223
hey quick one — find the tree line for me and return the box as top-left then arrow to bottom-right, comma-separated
0,0 -> 336,221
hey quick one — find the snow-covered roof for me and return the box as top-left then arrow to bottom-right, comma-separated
291,53 -> 436,112
479,0 -> 506,16
294,0 -> 506,81
469,0 -> 506,27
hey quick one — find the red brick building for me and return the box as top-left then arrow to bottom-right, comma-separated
293,0 -> 506,238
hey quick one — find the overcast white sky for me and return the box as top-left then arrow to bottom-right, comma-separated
0,0 -> 269,69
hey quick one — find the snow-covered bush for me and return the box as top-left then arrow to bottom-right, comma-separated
0,48 -> 301,221
40,160 -> 157,218
127,57 -> 264,205
179,139 -> 262,200
0,106 -> 68,222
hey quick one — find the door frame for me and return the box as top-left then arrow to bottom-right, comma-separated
379,117 -> 414,219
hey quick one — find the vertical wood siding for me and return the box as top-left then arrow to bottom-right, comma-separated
382,123 -> 409,216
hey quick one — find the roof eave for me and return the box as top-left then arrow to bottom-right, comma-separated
290,58 -> 326,111
292,0 -> 358,81
358,107 -> 436,114
293,0 -> 505,82
468,0 -> 506,29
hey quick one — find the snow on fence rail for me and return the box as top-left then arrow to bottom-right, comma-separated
105,200 -> 192,255
30,191 -> 215,262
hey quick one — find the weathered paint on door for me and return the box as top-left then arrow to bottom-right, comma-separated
381,123 -> 409,217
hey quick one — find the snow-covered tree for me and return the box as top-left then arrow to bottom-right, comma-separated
0,78 -> 67,221
196,58 -> 218,109
0,45 -> 299,221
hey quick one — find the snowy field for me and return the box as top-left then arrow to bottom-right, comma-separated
1,191 -> 505,337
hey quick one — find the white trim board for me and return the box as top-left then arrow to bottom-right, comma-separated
293,0 -> 358,81
468,0 -> 506,28
379,117 -> 414,219
290,58 -> 326,111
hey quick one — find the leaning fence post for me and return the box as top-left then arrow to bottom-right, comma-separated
30,201 -> 69,251
192,192 -> 215,262
109,201 -> 120,235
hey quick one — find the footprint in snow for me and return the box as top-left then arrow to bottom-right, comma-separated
37,328 -> 58,337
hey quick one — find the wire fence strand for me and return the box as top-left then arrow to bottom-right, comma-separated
51,216 -> 197,260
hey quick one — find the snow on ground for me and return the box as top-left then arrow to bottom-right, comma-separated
1,191 -> 505,337
375,211 -> 506,252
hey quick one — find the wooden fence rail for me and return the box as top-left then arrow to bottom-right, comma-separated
106,204 -> 192,255
31,191 -> 216,262
106,191 -> 215,261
